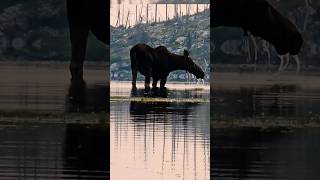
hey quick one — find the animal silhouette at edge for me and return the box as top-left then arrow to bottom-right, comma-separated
212,0 -> 303,73
66,0 -> 108,81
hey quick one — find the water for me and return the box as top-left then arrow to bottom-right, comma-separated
212,73 -> 320,179
0,61 -> 108,113
0,61 -> 109,179
0,123 -> 109,180
110,81 -> 210,180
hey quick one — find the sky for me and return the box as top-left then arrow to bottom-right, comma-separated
110,0 -> 210,27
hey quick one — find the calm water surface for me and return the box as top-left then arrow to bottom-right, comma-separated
0,62 -> 109,179
212,83 -> 320,179
110,81 -> 210,180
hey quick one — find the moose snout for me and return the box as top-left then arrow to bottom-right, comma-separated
197,70 -> 205,79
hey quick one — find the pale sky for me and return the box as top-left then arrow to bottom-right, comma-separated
110,1 -> 210,27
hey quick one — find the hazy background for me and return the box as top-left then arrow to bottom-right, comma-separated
0,0 -> 107,62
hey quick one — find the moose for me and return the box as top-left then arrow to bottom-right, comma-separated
66,0 -> 108,81
130,43 -> 205,90
212,0 -> 303,73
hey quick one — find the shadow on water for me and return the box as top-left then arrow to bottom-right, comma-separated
64,124 -> 109,179
111,83 -> 210,180
211,128 -> 320,180
67,79 -> 109,113
211,84 -> 320,179
0,122 -> 109,179
212,84 -> 320,124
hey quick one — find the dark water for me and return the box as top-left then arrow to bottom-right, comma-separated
0,123 -> 109,180
212,84 -> 320,179
110,82 -> 210,180
0,62 -> 109,179
0,62 -> 108,113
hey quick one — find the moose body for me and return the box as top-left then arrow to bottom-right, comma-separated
130,43 -> 205,89
212,0 -> 303,72
66,0 -> 108,81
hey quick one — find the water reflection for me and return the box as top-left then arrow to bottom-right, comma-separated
211,128 -> 320,179
0,62 -> 108,113
0,123 -> 109,179
67,79 -> 108,113
212,84 -> 320,125
0,62 -> 109,179
212,84 -> 320,179
111,83 -> 210,180
64,124 -> 109,178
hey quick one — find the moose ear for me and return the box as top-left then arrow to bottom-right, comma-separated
184,50 -> 189,57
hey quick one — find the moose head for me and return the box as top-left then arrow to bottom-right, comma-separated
183,50 -> 205,79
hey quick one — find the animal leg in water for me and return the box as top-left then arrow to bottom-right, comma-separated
145,76 -> 151,89
283,55 -> 291,70
186,72 -> 190,84
262,40 -> 271,71
69,27 -> 89,80
278,55 -> 285,73
278,53 -> 289,73
160,77 -> 167,89
248,32 -> 258,63
131,68 -> 138,87
152,77 -> 159,88
243,37 -> 251,63
196,79 -> 204,85
292,55 -> 301,73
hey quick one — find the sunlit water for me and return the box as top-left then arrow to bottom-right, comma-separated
110,81 -> 210,180
212,81 -> 320,179
0,61 -> 109,179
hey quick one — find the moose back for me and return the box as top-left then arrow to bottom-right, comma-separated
130,43 -> 205,89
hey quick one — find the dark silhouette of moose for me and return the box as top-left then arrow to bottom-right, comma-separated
212,0 -> 303,73
66,0 -> 108,81
130,43 -> 205,90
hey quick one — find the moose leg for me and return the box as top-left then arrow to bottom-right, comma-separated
283,54 -> 291,70
292,55 -> 301,73
131,67 -> 138,87
262,41 -> 271,71
160,77 -> 167,89
284,53 -> 290,70
248,32 -> 258,71
69,27 -> 89,81
244,38 -> 251,63
144,76 -> 151,90
278,55 -> 285,73
152,76 -> 159,88
278,53 -> 289,73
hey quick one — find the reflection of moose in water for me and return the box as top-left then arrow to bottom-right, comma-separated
130,43 -> 205,92
67,79 -> 108,113
212,0 -> 303,73
66,0 -> 108,81
64,124 -> 109,177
